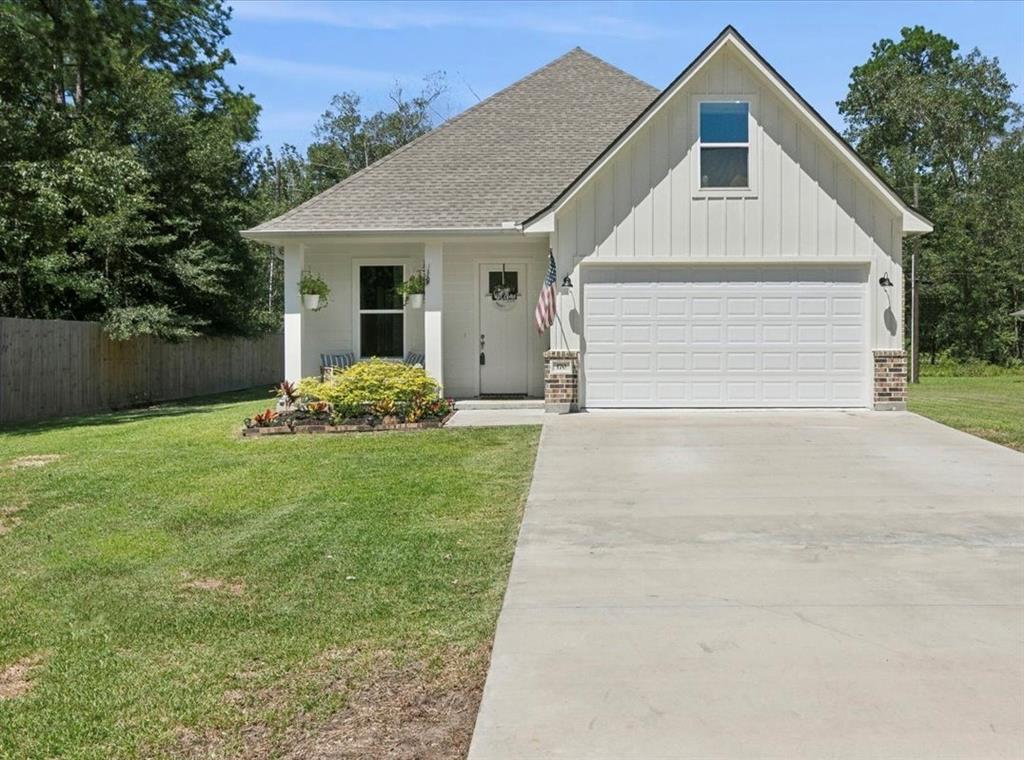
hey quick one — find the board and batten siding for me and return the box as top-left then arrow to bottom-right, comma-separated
552,49 -> 903,351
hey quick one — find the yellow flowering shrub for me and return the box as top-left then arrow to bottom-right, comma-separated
298,359 -> 440,419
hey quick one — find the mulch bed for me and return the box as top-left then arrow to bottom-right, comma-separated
242,412 -> 455,437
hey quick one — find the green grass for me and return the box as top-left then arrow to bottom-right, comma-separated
0,390 -> 540,758
908,373 -> 1024,451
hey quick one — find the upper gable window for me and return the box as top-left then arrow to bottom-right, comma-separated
699,101 -> 749,189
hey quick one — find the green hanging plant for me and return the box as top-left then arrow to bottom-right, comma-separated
298,270 -> 330,311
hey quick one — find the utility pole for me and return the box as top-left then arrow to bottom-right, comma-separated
910,181 -> 921,384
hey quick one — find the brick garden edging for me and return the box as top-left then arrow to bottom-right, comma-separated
241,411 -> 455,437
543,350 -> 579,413
872,350 -> 907,411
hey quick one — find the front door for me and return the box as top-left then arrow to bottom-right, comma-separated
479,264 -> 528,395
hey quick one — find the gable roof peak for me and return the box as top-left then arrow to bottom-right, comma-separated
523,24 -> 932,234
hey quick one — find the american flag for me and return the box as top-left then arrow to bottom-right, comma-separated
535,250 -> 557,334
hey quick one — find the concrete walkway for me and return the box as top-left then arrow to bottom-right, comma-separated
448,408 -> 548,427
469,411 -> 1024,759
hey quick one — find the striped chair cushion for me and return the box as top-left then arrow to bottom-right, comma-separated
320,351 -> 355,369
404,351 -> 425,367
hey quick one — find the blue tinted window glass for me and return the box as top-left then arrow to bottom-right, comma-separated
700,102 -> 748,143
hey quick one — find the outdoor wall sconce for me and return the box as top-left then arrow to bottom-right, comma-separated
561,275 -> 574,289
878,273 -> 894,288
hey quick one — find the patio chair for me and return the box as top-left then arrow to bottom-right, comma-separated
320,351 -> 356,380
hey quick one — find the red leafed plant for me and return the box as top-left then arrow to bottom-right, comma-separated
275,380 -> 299,406
306,400 -> 331,414
252,408 -> 278,427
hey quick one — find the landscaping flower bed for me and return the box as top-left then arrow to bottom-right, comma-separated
242,359 -> 456,437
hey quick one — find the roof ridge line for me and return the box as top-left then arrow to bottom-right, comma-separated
254,47 -> 611,231
570,47 -> 658,93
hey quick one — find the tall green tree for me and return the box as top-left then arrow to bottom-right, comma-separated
0,0 -> 270,340
254,75 -> 448,217
838,26 -> 1023,362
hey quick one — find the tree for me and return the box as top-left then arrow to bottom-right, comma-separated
306,74 -> 447,191
0,0 -> 270,340
838,26 -> 1023,363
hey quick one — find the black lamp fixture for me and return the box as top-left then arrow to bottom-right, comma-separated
561,274 -> 573,289
878,272 -> 894,288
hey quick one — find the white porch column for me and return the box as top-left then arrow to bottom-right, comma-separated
424,242 -> 444,391
282,242 -> 305,382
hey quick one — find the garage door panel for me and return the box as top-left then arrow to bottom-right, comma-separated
726,324 -> 757,343
691,353 -> 722,371
621,297 -> 652,316
691,325 -> 722,343
657,353 -> 688,371
692,297 -> 723,316
583,267 -> 868,408
656,297 -> 687,316
585,324 -> 617,343
620,353 -> 651,371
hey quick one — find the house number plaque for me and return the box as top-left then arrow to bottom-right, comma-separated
549,360 -> 573,375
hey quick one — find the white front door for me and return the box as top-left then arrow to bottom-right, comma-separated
583,265 -> 870,408
479,264 -> 529,395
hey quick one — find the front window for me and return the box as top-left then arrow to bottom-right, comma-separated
699,101 -> 749,189
359,265 -> 403,357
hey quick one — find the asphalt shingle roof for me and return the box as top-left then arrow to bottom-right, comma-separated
248,48 -> 659,233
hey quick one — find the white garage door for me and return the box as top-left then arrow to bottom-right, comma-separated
583,265 -> 869,408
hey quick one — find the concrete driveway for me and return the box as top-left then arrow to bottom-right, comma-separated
469,411 -> 1024,759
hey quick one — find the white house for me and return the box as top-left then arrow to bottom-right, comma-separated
243,27 -> 931,411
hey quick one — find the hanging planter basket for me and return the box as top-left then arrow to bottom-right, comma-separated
396,268 -> 429,310
298,270 -> 330,312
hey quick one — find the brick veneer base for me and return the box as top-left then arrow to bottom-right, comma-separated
544,350 -> 579,413
873,350 -> 907,411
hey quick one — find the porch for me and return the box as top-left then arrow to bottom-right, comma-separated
282,238 -> 550,399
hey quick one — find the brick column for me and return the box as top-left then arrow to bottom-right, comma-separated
873,350 -> 907,411
543,350 -> 579,413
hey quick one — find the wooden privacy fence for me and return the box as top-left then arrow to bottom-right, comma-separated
0,318 -> 283,425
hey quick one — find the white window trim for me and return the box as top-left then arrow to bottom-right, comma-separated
693,95 -> 759,199
352,259 -> 408,359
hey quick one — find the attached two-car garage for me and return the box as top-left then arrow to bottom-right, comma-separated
582,265 -> 870,408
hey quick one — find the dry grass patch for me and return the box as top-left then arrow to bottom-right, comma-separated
0,504 -> 23,536
170,646 -> 488,760
6,454 -> 61,469
282,647 -> 487,760
0,654 -> 45,700
182,577 -> 246,596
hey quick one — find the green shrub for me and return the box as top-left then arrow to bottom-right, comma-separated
919,353 -> 1024,377
298,359 -> 441,419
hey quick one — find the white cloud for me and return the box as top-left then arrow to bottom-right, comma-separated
234,53 -> 402,86
230,0 -> 672,40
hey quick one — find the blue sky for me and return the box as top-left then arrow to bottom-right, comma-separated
223,0 -> 1024,151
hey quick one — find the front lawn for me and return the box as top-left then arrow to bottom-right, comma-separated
908,373 -> 1024,451
0,390 -> 540,759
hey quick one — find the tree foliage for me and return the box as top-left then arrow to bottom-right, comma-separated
252,76 -> 447,221
0,0 -> 271,340
838,26 -> 1023,363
